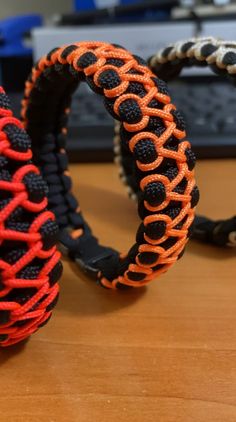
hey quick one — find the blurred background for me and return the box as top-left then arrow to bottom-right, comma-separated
0,0 -> 71,20
1,0 -> 236,161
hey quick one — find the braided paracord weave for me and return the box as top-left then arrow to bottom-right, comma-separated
21,41 -> 198,289
0,88 -> 61,347
115,37 -> 236,248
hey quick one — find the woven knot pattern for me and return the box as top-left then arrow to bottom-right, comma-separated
149,37 -> 236,79
0,87 -> 61,347
21,41 -> 198,289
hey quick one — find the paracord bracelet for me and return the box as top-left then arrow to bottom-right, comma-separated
115,37 -> 236,248
21,41 -> 198,289
0,87 -> 61,347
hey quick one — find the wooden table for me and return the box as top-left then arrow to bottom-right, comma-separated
1,160 -> 235,422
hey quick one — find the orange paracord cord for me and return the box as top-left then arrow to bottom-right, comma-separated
0,87 -> 61,347
21,41 -> 198,289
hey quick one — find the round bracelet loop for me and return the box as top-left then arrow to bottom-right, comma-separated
22,41 -> 198,289
0,87 -> 61,347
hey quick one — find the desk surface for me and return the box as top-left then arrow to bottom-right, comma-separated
0,160 -> 235,422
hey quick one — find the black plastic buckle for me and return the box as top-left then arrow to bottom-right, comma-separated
192,215 -> 214,243
212,217 -> 236,248
74,248 -> 116,279
193,215 -> 236,248
73,228 -> 118,278
59,224 -> 118,278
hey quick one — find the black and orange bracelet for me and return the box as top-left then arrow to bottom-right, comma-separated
20,41 -> 198,290
0,87 -> 61,347
115,37 -> 236,248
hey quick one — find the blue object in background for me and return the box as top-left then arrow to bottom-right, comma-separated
74,0 -> 170,22
74,0 -> 138,11
0,14 -> 42,91
0,14 -> 42,57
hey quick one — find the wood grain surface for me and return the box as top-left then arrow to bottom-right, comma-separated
0,160 -> 235,422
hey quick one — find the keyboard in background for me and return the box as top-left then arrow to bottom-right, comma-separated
9,76 -> 236,162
